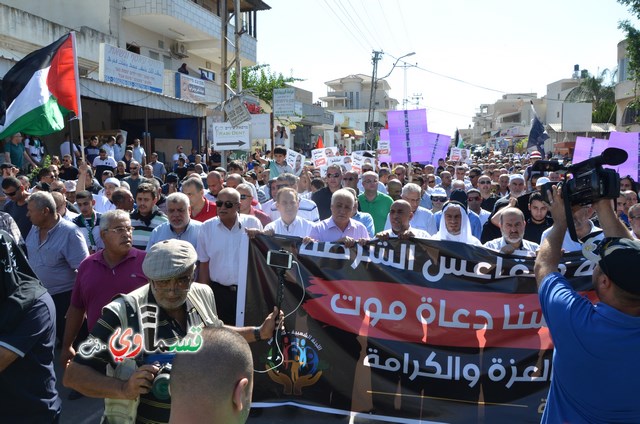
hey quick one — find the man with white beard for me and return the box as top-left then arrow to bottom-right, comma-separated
484,207 -> 539,256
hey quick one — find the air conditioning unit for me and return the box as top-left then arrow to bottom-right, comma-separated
171,42 -> 188,58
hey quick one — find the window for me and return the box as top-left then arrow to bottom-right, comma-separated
355,91 -> 360,109
149,51 -> 159,61
622,103 -> 640,125
126,43 -> 140,54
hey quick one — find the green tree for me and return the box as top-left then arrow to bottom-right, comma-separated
230,64 -> 302,107
565,69 -> 617,123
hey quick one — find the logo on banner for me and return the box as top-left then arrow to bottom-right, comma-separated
265,330 -> 323,395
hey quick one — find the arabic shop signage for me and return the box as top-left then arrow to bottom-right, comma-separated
245,236 -> 596,423
175,72 -> 206,102
99,43 -> 164,94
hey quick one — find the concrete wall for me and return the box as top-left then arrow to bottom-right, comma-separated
2,0 -> 110,34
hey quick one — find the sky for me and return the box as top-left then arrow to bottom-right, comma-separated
257,0 -> 637,137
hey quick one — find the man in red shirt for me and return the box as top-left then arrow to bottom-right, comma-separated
182,176 -> 217,222
60,209 -> 147,367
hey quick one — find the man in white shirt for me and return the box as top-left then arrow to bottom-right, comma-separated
196,188 -> 262,325
540,203 -> 603,252
629,203 -> 640,239
384,183 -> 437,235
267,173 -> 319,223
375,200 -> 430,240
261,187 -> 313,238
60,133 -> 81,167
131,138 -> 147,166
484,207 -> 539,256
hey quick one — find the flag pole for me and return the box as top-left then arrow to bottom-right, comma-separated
70,32 -> 85,165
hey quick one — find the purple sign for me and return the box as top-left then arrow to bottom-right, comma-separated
390,130 -> 450,163
388,109 -> 444,163
608,132 -> 639,180
573,136 -> 608,164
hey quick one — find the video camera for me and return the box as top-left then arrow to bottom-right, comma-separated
533,148 -> 627,206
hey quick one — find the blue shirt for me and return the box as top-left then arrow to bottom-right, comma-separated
25,218 -> 89,295
309,217 -> 370,242
147,220 -> 202,251
539,272 -> 640,423
353,211 -> 375,238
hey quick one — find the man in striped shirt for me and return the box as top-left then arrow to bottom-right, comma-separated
130,183 -> 168,250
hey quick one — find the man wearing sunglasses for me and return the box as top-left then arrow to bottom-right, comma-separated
2,176 -> 31,238
535,187 -> 640,423
312,164 -> 343,220
197,188 -> 263,325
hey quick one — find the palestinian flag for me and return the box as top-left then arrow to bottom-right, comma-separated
0,33 -> 80,139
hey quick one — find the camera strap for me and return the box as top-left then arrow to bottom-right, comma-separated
564,189 -> 581,242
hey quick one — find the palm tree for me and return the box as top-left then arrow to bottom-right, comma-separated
565,69 -> 616,123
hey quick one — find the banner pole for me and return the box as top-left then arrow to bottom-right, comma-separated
70,31 -> 85,164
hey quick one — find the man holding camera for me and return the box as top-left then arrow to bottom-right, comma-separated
64,239 -> 281,424
534,186 -> 640,423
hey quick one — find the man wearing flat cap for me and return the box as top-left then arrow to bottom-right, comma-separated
534,186 -> 640,423
64,239 -> 281,424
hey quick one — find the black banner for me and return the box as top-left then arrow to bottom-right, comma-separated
244,235 -> 595,423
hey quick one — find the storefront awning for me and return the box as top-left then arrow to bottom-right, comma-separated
80,77 -> 207,117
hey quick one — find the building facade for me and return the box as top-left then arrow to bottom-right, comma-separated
0,0 -> 269,162
320,73 -> 399,151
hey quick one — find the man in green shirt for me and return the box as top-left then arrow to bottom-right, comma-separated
358,171 -> 393,233
4,133 -> 36,171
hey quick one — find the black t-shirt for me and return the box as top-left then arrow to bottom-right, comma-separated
0,293 -> 61,423
59,165 -> 79,181
4,201 -> 31,239
311,186 -> 335,220
524,217 -> 553,244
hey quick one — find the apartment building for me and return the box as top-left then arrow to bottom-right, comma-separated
0,0 -> 269,158
320,73 -> 399,150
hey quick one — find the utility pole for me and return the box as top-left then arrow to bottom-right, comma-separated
410,93 -> 423,109
366,50 -> 382,151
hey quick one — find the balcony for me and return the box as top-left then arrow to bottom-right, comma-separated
122,0 -> 257,65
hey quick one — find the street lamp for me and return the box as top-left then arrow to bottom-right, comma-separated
366,51 -> 415,150
380,52 -> 415,79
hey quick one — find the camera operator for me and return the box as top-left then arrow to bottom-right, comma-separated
534,186 -> 640,423
64,239 -> 281,424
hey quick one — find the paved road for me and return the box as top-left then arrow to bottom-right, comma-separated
54,350 -> 390,424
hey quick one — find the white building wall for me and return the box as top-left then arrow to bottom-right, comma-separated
2,0 -> 110,34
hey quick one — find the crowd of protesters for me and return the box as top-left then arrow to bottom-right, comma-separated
2,131 -> 640,423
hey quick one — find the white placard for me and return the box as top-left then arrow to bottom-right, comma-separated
286,150 -> 305,176
212,123 -> 250,151
273,88 -> 296,117
250,114 -> 271,139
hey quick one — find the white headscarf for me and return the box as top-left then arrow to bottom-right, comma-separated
432,202 -> 481,246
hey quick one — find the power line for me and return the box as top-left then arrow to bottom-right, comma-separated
386,53 -> 508,94
342,0 -> 384,50
394,0 -> 414,53
321,0 -> 370,52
